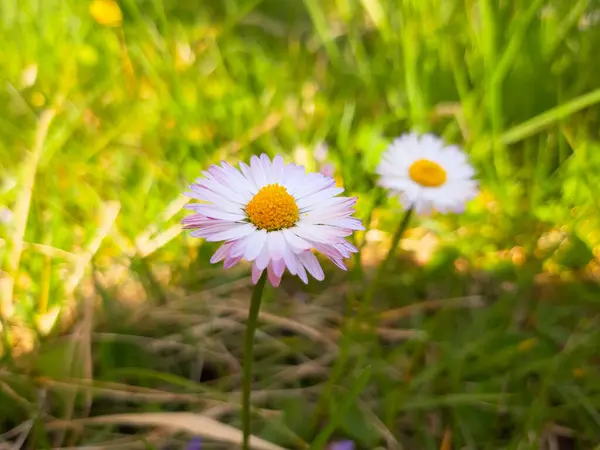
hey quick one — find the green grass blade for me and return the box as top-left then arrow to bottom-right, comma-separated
501,88 -> 600,144
310,365 -> 372,450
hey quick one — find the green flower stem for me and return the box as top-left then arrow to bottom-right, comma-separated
311,206 -> 414,430
375,206 -> 414,285
362,206 -> 414,311
242,270 -> 268,450
353,206 -> 414,426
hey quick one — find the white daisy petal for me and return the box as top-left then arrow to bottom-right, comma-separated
209,165 -> 252,199
239,162 -> 258,192
330,257 -> 347,270
188,186 -> 246,210
260,153 -> 274,184
302,207 -> 357,225
204,223 -> 256,242
298,251 -> 325,281
243,229 -> 267,261
182,214 -> 228,229
270,155 -> 285,184
301,196 -> 356,215
281,168 -> 309,193
313,243 -> 344,260
376,177 -> 413,193
210,242 -> 234,264
296,187 -> 344,209
229,235 -> 253,258
336,240 -> 358,256
296,261 -> 308,284
252,264 -> 264,283
267,231 -> 286,260
294,223 -> 351,243
250,155 -> 269,187
191,205 -> 246,221
267,263 -> 282,287
224,254 -> 243,269
282,229 -> 312,252
282,245 -> 298,275
219,161 -> 255,200
326,218 -> 365,230
255,243 -> 271,271
197,174 -> 246,204
286,173 -> 333,199
190,222 -> 239,238
272,258 -> 286,277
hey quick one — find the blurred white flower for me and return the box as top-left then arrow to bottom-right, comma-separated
0,207 -> 13,225
20,64 -> 38,88
377,133 -> 478,214
292,145 -> 311,167
314,142 -> 329,162
579,10 -> 600,30
1,176 -> 16,193
176,41 -> 196,68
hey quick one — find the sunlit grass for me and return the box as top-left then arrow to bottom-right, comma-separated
1,0 -> 600,448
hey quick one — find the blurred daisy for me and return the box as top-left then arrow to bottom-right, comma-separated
0,207 -> 12,225
377,133 -> 478,214
183,154 -> 363,287
314,142 -> 329,162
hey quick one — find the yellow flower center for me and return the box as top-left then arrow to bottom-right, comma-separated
245,184 -> 299,231
409,159 -> 447,187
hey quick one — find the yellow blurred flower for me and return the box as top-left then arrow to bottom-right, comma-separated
78,44 -> 99,66
517,337 -> 537,352
89,0 -> 122,27
30,92 -> 45,107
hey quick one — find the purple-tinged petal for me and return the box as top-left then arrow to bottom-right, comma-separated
186,437 -> 202,450
329,441 -> 354,450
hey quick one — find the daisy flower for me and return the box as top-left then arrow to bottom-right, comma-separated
183,154 -> 364,287
376,133 -> 478,214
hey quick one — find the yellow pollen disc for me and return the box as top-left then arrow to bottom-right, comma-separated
409,159 -> 447,187
245,184 -> 299,231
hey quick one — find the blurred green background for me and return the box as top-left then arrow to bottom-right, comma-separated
1,0 -> 600,448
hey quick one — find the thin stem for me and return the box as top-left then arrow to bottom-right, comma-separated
355,206 -> 414,421
375,206 -> 414,284
360,206 -> 414,316
1,108 -> 56,318
311,190 -> 386,427
351,190 -> 386,278
347,189 -> 386,313
242,271 -> 268,450
311,206 -> 414,434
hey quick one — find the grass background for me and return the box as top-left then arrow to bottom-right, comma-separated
1,0 -> 600,448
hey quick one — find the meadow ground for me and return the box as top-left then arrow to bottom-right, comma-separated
1,0 -> 600,448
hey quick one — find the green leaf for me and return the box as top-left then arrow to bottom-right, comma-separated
555,233 -> 594,270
